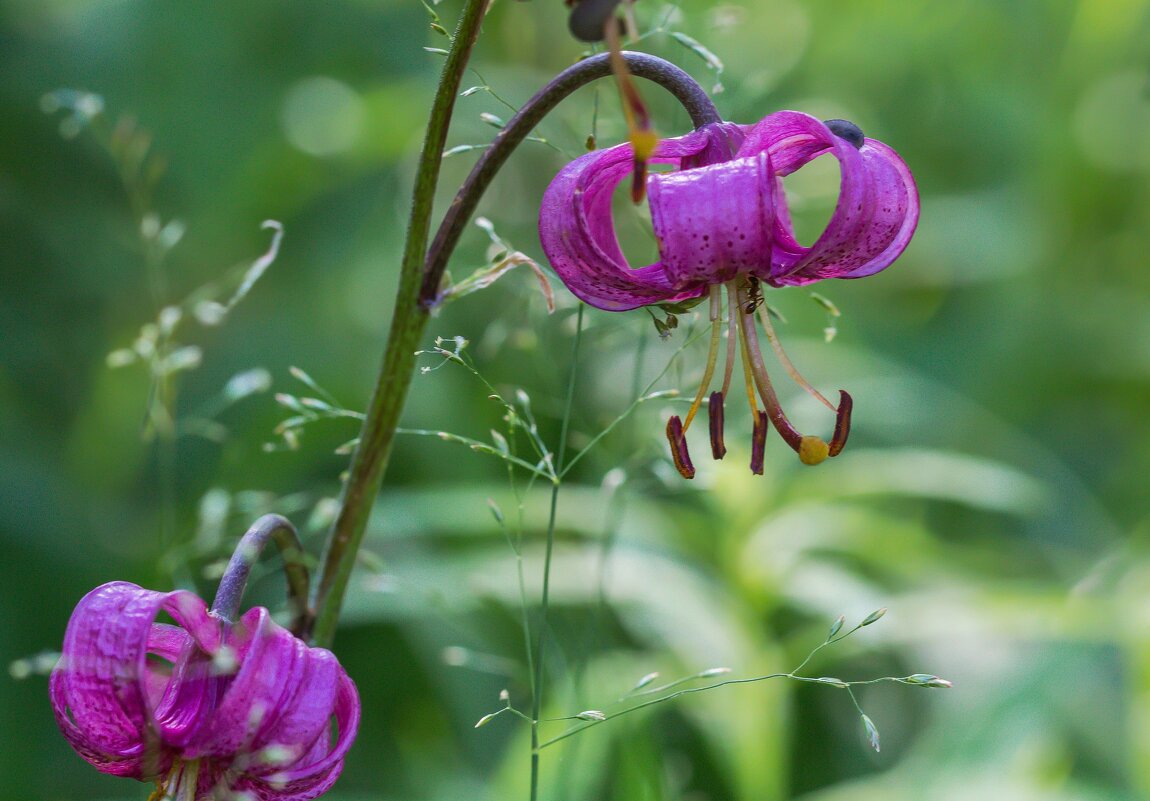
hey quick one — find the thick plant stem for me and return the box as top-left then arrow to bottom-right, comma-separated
310,0 -> 491,648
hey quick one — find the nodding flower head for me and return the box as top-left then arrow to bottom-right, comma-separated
50,581 -> 359,800
538,111 -> 918,477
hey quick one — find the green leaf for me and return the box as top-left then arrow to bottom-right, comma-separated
669,32 -> 724,74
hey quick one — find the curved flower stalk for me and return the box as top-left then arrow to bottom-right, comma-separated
539,111 -> 918,476
50,517 -> 359,800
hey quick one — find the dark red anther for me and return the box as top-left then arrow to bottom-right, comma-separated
750,410 -> 768,475
827,390 -> 853,457
631,158 -> 648,204
666,415 -> 695,479
708,391 -> 726,460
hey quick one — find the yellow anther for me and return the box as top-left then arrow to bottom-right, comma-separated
798,436 -> 829,465
629,129 -> 658,162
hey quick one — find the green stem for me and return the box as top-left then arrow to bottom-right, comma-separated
309,0 -> 491,647
530,305 -> 585,801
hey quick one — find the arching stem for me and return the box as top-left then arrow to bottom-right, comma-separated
420,51 -> 721,306
312,47 -> 721,648
211,514 -> 310,634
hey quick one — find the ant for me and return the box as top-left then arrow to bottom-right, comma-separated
742,276 -> 764,315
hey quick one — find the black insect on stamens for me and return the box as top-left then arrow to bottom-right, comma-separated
743,276 -> 764,315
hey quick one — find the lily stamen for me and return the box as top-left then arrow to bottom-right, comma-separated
749,410 -> 769,475
708,391 -> 726,459
604,19 -> 657,203
665,414 -> 695,479
737,282 -> 831,465
828,389 -> 853,457
668,286 -> 724,477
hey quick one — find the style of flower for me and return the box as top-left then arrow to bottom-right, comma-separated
50,581 -> 359,801
539,111 -> 918,477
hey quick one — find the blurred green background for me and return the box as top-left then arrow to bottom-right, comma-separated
3,0 -> 1150,798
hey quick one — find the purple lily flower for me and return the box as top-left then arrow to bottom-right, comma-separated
539,111 -> 918,476
50,581 -> 359,800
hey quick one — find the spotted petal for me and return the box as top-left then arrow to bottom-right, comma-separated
737,111 -> 919,285
539,122 -> 744,311
49,582 -> 216,778
51,581 -> 359,800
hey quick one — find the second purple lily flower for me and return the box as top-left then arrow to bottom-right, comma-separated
50,582 -> 359,800
539,111 -> 919,477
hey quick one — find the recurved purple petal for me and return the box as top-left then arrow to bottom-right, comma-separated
50,582 -> 211,778
736,111 -> 918,285
231,670 -> 360,801
184,606 -> 294,760
539,122 -> 743,311
244,642 -> 342,767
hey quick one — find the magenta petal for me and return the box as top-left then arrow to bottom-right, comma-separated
244,643 -> 341,767
649,151 -> 775,286
231,670 -> 360,801
185,607 -> 292,759
737,111 -> 918,285
151,641 -> 218,747
142,625 -> 191,710
825,137 -> 918,279
52,580 -> 359,798
50,582 -> 190,777
539,143 -> 677,311
539,123 -> 743,311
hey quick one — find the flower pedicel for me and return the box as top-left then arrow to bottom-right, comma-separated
539,111 -> 919,477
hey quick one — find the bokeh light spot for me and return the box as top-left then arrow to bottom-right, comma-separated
1073,70 -> 1150,172
281,76 -> 364,157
